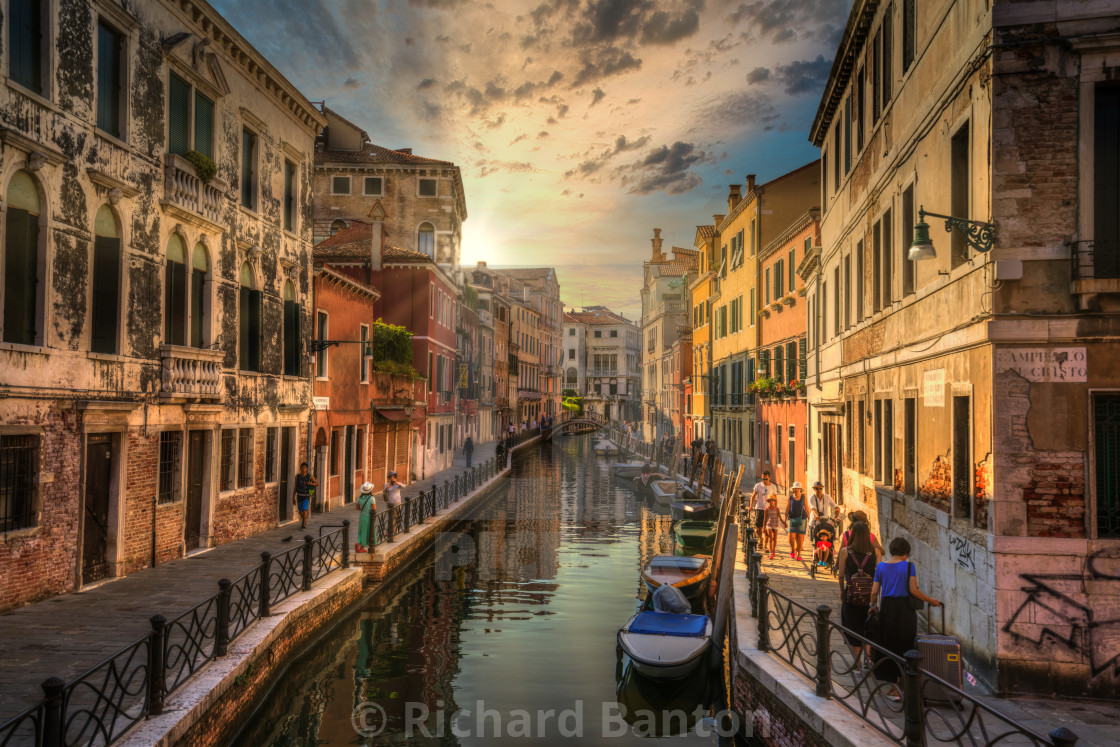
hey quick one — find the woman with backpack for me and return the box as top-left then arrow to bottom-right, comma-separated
836,521 -> 881,671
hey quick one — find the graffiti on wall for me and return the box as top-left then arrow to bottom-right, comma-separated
948,533 -> 976,572
1003,548 -> 1120,680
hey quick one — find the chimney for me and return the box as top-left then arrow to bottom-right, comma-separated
746,174 -> 756,193
651,228 -> 665,262
477,260 -> 487,269
728,184 -> 741,211
396,147 -> 413,154
713,214 -> 724,228
370,221 -> 383,271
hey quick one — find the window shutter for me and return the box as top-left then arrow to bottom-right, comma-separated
194,92 -> 214,159
284,300 -> 300,376
787,341 -> 797,382
190,269 -> 205,348
168,74 -> 191,155
165,261 -> 187,346
799,336 -> 807,380
91,236 -> 120,354
249,290 -> 262,371
760,348 -> 770,377
4,208 -> 39,345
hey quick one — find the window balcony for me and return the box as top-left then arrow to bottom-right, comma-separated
160,345 -> 223,401
162,153 -> 230,231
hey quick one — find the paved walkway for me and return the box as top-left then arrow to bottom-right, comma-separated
741,523 -> 1117,746
0,438 -> 509,724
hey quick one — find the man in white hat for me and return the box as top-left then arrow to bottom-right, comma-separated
808,480 -> 838,525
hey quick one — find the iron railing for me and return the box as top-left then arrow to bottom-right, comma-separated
0,524 -> 351,747
742,527 -> 1079,747
1071,239 -> 1120,281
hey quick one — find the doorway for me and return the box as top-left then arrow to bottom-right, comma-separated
83,435 -> 114,585
279,427 -> 292,522
185,431 -> 205,550
344,425 -> 355,504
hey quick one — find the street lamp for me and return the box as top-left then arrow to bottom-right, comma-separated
909,206 -> 997,261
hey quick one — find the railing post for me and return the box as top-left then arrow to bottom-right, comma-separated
750,552 -> 763,613
215,578 -> 231,657
342,520 -> 351,568
1049,727 -> 1079,747
745,527 -> 757,574
302,535 -> 314,591
903,649 -> 925,747
259,551 -> 272,617
41,676 -> 64,747
815,604 -> 832,698
148,614 -> 166,716
756,574 -> 770,651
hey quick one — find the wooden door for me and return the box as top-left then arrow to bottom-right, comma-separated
279,427 -> 292,521
83,436 -> 113,584
185,431 -> 205,550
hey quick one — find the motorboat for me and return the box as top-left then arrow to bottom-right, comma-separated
617,611 -> 713,680
670,499 -> 716,521
633,472 -> 669,498
672,520 -> 717,554
649,480 -> 679,505
612,462 -> 648,479
615,656 -> 710,737
640,555 -> 711,601
595,439 -> 617,455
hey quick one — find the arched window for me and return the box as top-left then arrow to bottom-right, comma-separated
4,170 -> 43,345
239,262 -> 261,371
566,367 -> 577,385
91,205 -> 121,353
329,219 -> 348,235
283,280 -> 300,376
190,243 -> 209,348
418,222 -> 435,258
165,234 -> 188,346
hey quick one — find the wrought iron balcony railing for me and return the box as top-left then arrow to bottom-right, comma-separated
1072,239 -> 1120,281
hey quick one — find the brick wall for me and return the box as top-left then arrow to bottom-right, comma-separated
730,654 -> 829,747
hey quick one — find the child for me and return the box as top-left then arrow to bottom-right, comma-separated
814,528 -> 833,567
763,496 -> 786,559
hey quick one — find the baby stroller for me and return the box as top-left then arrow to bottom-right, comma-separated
809,518 -> 840,579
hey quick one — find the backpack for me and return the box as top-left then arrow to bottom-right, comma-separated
846,552 -> 874,606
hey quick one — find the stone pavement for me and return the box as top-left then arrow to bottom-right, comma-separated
0,438 -> 507,724
740,523 -> 1117,746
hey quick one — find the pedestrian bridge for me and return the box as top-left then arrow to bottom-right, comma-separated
541,415 -> 607,440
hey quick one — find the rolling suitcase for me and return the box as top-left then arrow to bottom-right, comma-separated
915,603 -> 963,705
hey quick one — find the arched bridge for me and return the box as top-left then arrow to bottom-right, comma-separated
542,414 -> 607,440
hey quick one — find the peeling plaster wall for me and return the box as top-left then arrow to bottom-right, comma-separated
0,0 -> 322,611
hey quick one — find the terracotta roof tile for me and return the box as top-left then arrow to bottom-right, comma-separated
314,221 -> 372,259
315,142 -> 455,167
696,226 -> 716,238
383,245 -> 432,262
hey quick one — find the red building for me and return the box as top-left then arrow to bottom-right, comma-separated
314,222 -> 458,481
755,211 -> 818,492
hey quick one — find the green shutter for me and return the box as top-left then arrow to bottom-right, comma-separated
284,300 -> 300,376
194,92 -> 214,159
3,208 -> 38,344
91,236 -> 120,353
787,341 -> 797,382
190,269 -> 205,348
165,261 -> 186,346
799,336 -> 807,380
760,349 -> 770,377
168,73 -> 191,155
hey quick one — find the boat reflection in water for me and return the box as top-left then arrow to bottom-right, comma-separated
614,656 -> 713,738
233,437 -> 724,745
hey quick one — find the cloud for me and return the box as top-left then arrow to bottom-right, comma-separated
477,159 -> 536,177
696,89 -> 778,128
572,0 -> 652,43
571,47 -> 642,86
621,140 -> 708,195
510,133 -> 529,145
538,130 -> 550,138
727,0 -> 849,46
564,134 -> 651,178
641,5 -> 702,45
774,54 -> 831,94
746,66 -> 770,84
417,78 -> 437,90
590,87 -> 606,106
409,0 -> 469,7
342,77 -> 364,90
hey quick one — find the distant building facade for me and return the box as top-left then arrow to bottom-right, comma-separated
563,306 -> 641,422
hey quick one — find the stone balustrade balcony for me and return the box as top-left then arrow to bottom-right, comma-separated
163,153 -> 230,230
160,345 -> 224,401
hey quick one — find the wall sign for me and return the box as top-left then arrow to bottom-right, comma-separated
313,397 -> 330,410
923,369 -> 945,407
996,347 -> 1087,383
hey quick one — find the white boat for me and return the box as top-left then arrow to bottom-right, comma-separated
649,480 -> 679,505
595,439 -> 617,455
612,462 -> 647,479
617,611 -> 713,680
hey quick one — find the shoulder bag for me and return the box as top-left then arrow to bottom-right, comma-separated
908,561 -> 925,610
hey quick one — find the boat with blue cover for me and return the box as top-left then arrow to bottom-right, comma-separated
617,611 -> 713,679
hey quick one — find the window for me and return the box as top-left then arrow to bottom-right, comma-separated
872,27 -> 882,124
843,97 -> 852,174
953,395 -> 971,518
9,0 -> 44,94
874,399 -> 883,481
843,255 -> 851,329
857,400 -> 866,473
165,234 -> 188,346
833,124 -> 841,190
283,281 -> 300,376
594,330 -> 602,338
764,268 -> 771,304
856,67 -> 866,152
355,428 -> 364,474
265,427 -> 277,482
749,288 -> 756,326
158,431 -> 181,503
283,161 -> 296,231
855,243 -> 864,322
1097,85 -> 1120,254
364,176 -> 382,195
883,3 -> 893,105
774,259 -> 784,298
238,428 -> 254,488
96,21 -> 125,138
316,310 -> 328,377
788,250 -> 796,292
419,178 -> 437,197
902,0 -> 915,72
884,399 -> 894,488
951,121 -> 970,268
360,324 -> 369,383
418,222 -> 435,258
428,352 -> 434,392
1093,394 -> 1120,537
190,244 -> 210,348
873,221 -> 882,314
776,425 -> 783,465
822,151 -> 828,209
167,72 -> 214,158
329,219 -> 348,235
610,330 -> 618,337
0,433 -> 39,531
882,208 -> 893,307
331,176 -> 351,195
902,185 -> 915,294
220,430 -> 234,491
832,267 -> 840,337
91,206 -> 121,354
904,396 -> 916,494
239,263 -> 261,372
568,328 -> 575,336
786,341 -> 797,383
240,128 -> 257,209
4,171 -> 42,345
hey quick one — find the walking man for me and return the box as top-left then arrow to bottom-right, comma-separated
294,462 -> 317,530
749,470 -> 778,533
464,434 -> 474,468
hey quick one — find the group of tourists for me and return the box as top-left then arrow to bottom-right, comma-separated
746,474 -> 942,701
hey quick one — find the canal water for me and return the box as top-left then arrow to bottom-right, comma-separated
234,436 -> 731,745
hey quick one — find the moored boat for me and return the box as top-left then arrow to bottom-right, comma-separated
617,611 -> 713,680
633,472 -> 668,498
612,462 -> 648,479
641,555 -> 711,600
671,520 -> 717,554
595,439 -> 617,455
670,499 -> 716,521
649,480 -> 679,505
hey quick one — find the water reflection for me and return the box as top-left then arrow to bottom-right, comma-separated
234,436 -> 724,745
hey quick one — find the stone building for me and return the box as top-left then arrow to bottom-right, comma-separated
0,0 -> 324,610
688,223 -> 719,445
807,0 -> 1120,696
639,229 -> 697,441
508,294 -> 542,426
312,107 -> 465,268
489,268 -> 562,421
562,306 -> 642,422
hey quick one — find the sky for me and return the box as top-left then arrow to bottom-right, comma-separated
211,0 -> 853,319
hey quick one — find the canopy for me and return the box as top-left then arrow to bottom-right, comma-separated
628,612 -> 708,638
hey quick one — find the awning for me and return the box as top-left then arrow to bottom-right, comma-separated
376,408 -> 418,422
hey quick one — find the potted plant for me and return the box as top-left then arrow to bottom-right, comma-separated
182,149 -> 218,184
749,376 -> 775,398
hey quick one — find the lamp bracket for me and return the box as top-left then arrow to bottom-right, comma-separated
919,208 -> 997,254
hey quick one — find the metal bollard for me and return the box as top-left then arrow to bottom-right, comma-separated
259,551 -> 272,617
815,604 -> 832,698
756,574 -> 770,651
41,677 -> 64,747
750,552 -> 763,613
342,520 -> 351,568
148,614 -> 167,715
302,536 -> 314,591
215,578 -> 231,657
903,650 -> 924,747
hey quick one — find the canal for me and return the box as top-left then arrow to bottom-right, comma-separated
234,435 -> 731,745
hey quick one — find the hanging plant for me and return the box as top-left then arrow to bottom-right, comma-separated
183,150 -> 218,184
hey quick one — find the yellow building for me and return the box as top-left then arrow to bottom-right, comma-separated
688,222 -> 718,443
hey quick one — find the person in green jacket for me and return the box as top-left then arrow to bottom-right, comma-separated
356,482 -> 376,552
